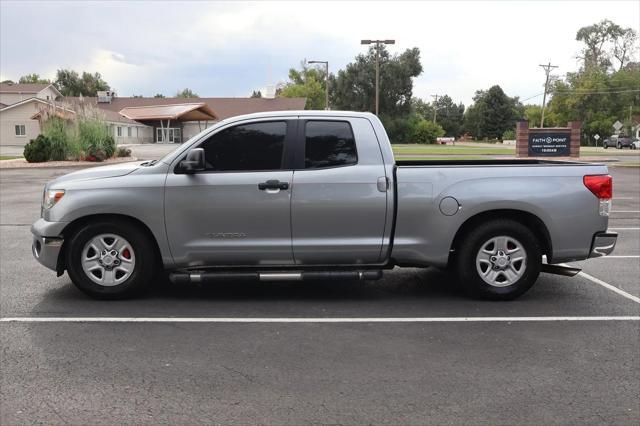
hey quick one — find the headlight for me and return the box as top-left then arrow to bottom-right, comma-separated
42,189 -> 65,210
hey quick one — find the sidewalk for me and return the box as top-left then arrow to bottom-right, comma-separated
0,156 -> 138,169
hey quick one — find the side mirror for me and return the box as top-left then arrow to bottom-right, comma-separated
180,148 -> 205,173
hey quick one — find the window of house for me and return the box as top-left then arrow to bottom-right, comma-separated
127,127 -> 132,137
117,126 -> 122,137
14,125 -> 26,136
304,121 -> 357,168
199,121 -> 287,172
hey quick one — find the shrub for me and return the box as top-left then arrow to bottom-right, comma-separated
410,119 -> 445,144
502,129 -> 516,141
381,114 -> 423,144
116,147 -> 132,157
87,149 -> 107,162
77,117 -> 115,159
23,135 -> 51,163
104,135 -> 116,158
41,117 -> 71,160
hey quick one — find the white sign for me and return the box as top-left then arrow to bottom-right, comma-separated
594,134 -> 600,140
613,121 -> 623,131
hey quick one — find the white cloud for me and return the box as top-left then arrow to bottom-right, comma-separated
1,1 -> 638,104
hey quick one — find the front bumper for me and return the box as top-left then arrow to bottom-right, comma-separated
589,232 -> 617,258
31,219 -> 68,271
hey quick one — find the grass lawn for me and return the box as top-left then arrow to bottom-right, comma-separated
579,147 -> 639,156
391,144 -> 639,158
0,156 -> 21,160
608,162 -> 640,167
392,144 -> 513,155
396,156 -> 489,161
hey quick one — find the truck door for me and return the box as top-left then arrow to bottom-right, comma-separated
291,117 -> 389,265
164,119 -> 296,267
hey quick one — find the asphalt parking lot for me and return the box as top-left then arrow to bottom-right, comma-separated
0,162 -> 638,425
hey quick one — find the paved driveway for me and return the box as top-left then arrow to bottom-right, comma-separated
0,166 -> 638,424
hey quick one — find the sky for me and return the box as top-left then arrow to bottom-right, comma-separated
1,0 -> 638,106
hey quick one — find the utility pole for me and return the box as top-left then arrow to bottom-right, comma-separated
539,62 -> 558,128
361,39 -> 395,115
308,60 -> 329,110
431,94 -> 439,123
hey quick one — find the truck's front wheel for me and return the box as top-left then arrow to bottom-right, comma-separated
455,220 -> 541,300
65,220 -> 156,299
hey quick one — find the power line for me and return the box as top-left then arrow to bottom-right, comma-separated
553,88 -> 640,94
521,88 -> 640,102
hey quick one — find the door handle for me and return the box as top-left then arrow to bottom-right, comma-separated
258,180 -> 289,191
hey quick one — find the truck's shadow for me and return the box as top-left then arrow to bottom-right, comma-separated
151,268 -> 465,301
38,267 -> 467,304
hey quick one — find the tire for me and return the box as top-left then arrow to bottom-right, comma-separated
65,220 -> 156,299
454,219 -> 542,300
603,144 -> 608,149
617,143 -> 622,149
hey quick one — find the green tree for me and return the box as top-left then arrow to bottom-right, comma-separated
546,66 -> 640,145
55,69 -> 110,96
576,20 -> 627,71
132,94 -> 143,98
523,104 -> 545,127
329,46 -> 422,117
153,93 -> 165,98
433,95 -> 465,137
462,99 -> 484,138
250,90 -> 262,98
278,62 -> 326,109
18,73 -> 51,84
175,88 -> 198,98
1,79 -> 15,84
612,28 -> 638,71
463,85 -> 521,139
410,119 -> 445,144
410,98 -> 434,119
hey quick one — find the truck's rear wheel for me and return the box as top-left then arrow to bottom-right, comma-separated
455,220 -> 541,300
66,220 -> 155,299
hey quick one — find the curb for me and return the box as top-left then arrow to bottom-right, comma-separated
0,157 -> 139,170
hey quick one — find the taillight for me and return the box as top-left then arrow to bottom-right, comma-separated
584,175 -> 612,199
584,175 -> 612,216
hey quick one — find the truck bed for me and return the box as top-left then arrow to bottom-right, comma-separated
395,159 -> 589,167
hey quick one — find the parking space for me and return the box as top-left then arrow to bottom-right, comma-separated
1,165 -> 638,424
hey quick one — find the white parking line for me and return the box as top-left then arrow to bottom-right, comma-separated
591,255 -> 640,258
611,210 -> 640,213
0,316 -> 638,323
608,227 -> 640,230
576,271 -> 640,304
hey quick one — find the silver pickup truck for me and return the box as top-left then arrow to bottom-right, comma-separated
32,111 -> 617,300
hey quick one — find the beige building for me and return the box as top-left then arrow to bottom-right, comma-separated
69,94 -> 306,144
0,83 -> 61,106
0,83 -> 68,147
0,97 -> 74,147
0,82 -> 305,148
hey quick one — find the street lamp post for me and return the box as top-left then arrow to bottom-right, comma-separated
361,39 -> 395,115
308,60 -> 329,110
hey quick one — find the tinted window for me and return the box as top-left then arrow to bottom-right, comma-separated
305,121 -> 357,169
200,121 -> 286,171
